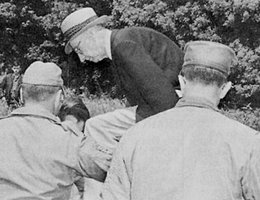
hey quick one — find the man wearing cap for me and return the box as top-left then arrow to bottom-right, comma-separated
101,41 -> 260,200
61,7 -> 184,121
0,61 -> 112,199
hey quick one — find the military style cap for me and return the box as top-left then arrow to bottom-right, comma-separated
182,41 -> 236,76
23,61 -> 63,86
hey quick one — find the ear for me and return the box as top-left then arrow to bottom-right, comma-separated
53,90 -> 63,115
219,81 -> 232,99
177,75 -> 186,98
178,75 -> 186,90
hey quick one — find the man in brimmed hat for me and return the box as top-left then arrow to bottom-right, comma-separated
0,61 -> 112,200
101,41 -> 260,200
61,7 -> 184,122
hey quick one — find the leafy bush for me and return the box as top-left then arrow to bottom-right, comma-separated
112,0 -> 260,109
1,0 -> 259,106
0,0 -> 260,129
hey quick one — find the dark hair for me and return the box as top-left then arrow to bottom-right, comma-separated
181,65 -> 227,87
58,96 -> 90,123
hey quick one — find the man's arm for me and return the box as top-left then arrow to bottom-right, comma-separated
84,106 -> 136,149
77,135 -> 113,182
61,120 -> 111,182
101,140 -> 131,200
241,139 -> 260,199
112,41 -> 181,121
74,107 -> 136,182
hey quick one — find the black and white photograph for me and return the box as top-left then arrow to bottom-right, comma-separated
0,0 -> 260,199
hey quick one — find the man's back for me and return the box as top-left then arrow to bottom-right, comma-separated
111,27 -> 183,80
103,102 -> 260,200
111,27 -> 184,120
0,106 -> 83,199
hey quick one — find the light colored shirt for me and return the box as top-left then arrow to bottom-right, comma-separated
84,106 -> 136,151
83,106 -> 136,200
0,105 -> 111,200
102,97 -> 260,200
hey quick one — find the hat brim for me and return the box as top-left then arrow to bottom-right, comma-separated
64,15 -> 111,54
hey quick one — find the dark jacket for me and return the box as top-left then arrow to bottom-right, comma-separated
111,27 -> 184,121
1,73 -> 22,103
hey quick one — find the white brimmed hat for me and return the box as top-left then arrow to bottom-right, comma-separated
60,7 -> 111,54
23,61 -> 63,86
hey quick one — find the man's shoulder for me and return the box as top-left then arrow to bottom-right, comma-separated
0,111 -> 83,142
120,108 -> 168,140
88,107 -> 136,123
0,115 -> 10,122
85,107 -> 136,145
112,27 -> 166,42
189,108 -> 259,143
6,106 -> 69,131
212,110 -> 257,133
61,120 -> 85,137
129,106 -> 257,135
111,26 -> 183,62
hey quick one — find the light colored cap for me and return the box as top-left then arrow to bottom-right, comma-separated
183,41 -> 237,76
60,7 -> 111,54
23,61 -> 63,86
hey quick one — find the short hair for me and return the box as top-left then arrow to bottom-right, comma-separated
181,65 -> 227,87
22,84 -> 60,102
58,96 -> 90,123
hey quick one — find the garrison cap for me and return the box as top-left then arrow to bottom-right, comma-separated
22,61 -> 63,86
182,41 -> 236,76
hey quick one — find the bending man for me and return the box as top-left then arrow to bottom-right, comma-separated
61,7 -> 184,121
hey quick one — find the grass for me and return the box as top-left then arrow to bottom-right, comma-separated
81,94 -> 126,117
64,88 -> 127,117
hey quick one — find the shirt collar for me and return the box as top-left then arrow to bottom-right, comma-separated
104,29 -> 112,60
175,97 -> 219,112
10,105 -> 60,123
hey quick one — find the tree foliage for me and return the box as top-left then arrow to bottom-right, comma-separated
0,0 -> 115,95
0,0 -> 259,108
112,0 -> 260,108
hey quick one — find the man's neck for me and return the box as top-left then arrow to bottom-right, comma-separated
182,86 -> 220,107
25,101 -> 54,115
